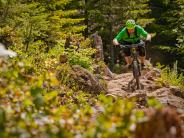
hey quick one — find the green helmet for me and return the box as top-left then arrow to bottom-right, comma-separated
126,19 -> 136,29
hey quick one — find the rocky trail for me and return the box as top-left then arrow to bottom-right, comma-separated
102,66 -> 184,137
104,67 -> 184,110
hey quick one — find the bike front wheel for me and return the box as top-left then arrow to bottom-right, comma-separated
132,61 -> 141,89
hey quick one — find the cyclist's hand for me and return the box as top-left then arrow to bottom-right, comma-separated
146,34 -> 152,42
113,39 -> 120,46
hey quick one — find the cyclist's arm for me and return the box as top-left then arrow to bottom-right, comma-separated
113,28 -> 126,45
138,26 -> 151,41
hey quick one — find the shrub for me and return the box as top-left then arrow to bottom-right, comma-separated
156,62 -> 184,91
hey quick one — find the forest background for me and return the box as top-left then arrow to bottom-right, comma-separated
0,0 -> 184,70
0,0 -> 184,137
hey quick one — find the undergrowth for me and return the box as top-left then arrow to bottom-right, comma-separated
156,61 -> 184,91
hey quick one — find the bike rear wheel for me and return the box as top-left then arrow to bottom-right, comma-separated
132,61 -> 141,89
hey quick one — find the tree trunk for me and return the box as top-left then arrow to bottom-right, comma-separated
108,0 -> 114,71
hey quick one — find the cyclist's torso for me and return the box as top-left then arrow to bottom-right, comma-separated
115,25 -> 148,44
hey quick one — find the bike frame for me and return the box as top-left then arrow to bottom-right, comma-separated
119,41 -> 145,90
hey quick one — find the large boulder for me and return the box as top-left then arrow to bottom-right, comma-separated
57,64 -> 107,94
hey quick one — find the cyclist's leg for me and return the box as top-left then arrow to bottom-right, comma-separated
122,41 -> 132,66
137,45 -> 146,67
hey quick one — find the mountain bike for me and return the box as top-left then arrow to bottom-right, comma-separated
119,41 -> 145,90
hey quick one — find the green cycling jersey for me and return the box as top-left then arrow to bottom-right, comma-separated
114,25 -> 148,43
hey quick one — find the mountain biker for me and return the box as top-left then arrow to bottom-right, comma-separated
113,19 -> 151,69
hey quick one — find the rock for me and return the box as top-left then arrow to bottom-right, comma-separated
93,63 -> 114,79
128,92 -> 148,106
144,68 -> 161,80
104,66 -> 114,78
105,61 -> 184,110
146,84 -> 160,91
135,107 -> 184,138
93,64 -> 101,74
57,65 -> 107,94
170,86 -> 184,99
73,65 -> 107,94
103,76 -> 112,81
152,68 -> 161,77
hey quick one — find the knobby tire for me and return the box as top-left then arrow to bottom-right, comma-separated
132,61 -> 141,89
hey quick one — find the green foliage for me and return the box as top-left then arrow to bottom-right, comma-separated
0,51 -> 167,138
56,64 -> 73,86
148,0 -> 184,69
84,96 -> 144,138
150,0 -> 179,45
147,98 -> 163,109
128,0 -> 154,27
68,48 -> 96,70
175,0 -> 184,54
0,1 -> 183,137
156,62 -> 184,91
0,0 -> 85,53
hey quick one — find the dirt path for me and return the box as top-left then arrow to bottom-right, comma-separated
105,68 -> 184,110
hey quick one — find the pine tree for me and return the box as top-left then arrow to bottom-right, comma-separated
38,0 -> 85,48
18,2 -> 49,51
149,0 -> 184,69
150,0 -> 179,45
0,0 -> 86,52
176,0 -> 184,48
128,0 -> 154,27
174,0 -> 184,68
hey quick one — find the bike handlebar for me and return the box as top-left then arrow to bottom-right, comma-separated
119,41 -> 145,48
